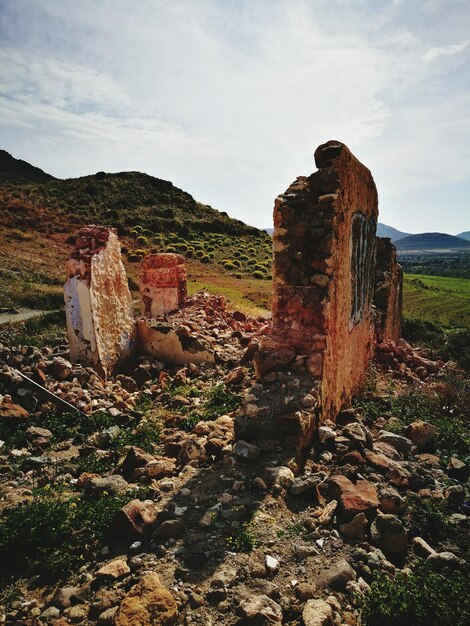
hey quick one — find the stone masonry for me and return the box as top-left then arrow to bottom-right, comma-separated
237,141 -> 391,464
140,253 -> 187,318
255,140 -> 378,419
64,226 -> 135,378
374,237 -> 403,343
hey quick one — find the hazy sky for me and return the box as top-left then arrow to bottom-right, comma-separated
1,0 -> 469,234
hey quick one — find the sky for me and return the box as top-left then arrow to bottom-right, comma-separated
0,0 -> 469,235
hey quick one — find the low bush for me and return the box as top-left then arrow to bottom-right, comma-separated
0,486 -> 130,583
358,560 -> 470,626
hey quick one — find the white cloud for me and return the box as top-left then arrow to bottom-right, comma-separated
422,40 -> 469,62
0,0 -> 469,232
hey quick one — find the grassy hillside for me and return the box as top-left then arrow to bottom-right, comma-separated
0,165 -> 275,312
403,273 -> 470,327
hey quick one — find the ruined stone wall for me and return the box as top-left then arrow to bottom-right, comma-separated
64,226 -> 135,377
374,237 -> 403,343
255,140 -> 378,422
140,253 -> 187,318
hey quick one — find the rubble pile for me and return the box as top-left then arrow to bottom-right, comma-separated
0,291 -> 468,625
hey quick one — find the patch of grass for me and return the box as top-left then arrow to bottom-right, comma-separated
359,560 -> 470,626
110,417 -> 162,454
178,382 -> 242,431
0,485 -> 130,583
226,520 -> 257,552
406,497 -> 454,544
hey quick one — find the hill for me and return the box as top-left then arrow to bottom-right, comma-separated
376,222 -> 410,241
457,230 -> 470,241
0,151 -> 273,313
0,149 -> 56,185
395,232 -> 470,251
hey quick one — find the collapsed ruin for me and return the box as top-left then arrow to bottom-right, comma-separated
64,140 -> 403,463
64,226 -> 135,378
65,237 -> 213,371
236,141 -> 403,462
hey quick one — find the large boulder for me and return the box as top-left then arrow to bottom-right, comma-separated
114,573 -> 177,626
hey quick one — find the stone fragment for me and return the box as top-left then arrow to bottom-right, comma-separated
370,514 -> 407,556
405,421 -> 438,451
263,466 -> 295,488
426,551 -> 461,571
154,519 -> 185,539
377,431 -> 412,456
318,426 -> 337,443
318,500 -> 338,526
114,572 -> 177,626
95,559 -> 130,580
289,473 -> 325,496
110,499 -> 158,542
446,457 -> 469,481
238,595 -> 283,625
378,486 -> 407,514
232,440 -> 260,461
137,320 -> 214,366
140,253 -> 187,318
412,537 -> 436,558
64,226 -> 135,377
302,598 -> 334,626
0,398 -> 29,422
342,422 -> 372,448
340,512 -> 368,540
317,559 -> 356,591
328,475 -> 379,522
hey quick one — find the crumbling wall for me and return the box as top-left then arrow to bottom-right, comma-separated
254,140 -> 378,422
374,237 -> 403,343
140,253 -> 187,318
64,226 -> 135,377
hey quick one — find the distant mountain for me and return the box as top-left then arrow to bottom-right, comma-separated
0,150 -> 56,185
457,231 -> 470,241
395,232 -> 470,251
376,223 -> 410,241
266,223 -> 410,241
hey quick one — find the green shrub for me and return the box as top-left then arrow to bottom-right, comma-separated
359,560 -> 470,626
136,235 -> 148,246
252,270 -> 266,279
0,486 -> 130,583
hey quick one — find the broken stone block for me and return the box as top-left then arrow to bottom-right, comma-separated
64,226 -> 135,378
137,320 -> 214,366
140,253 -> 187,317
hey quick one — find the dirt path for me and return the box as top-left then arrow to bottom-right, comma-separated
0,308 -> 48,325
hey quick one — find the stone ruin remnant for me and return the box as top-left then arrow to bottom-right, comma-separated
256,140 -> 378,418
64,226 -> 135,378
374,237 -> 403,343
237,141 -> 384,461
140,253 -> 187,318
